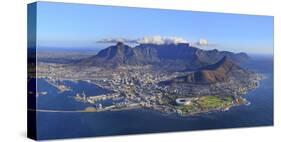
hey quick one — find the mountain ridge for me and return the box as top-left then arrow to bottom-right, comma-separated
78,42 -> 249,70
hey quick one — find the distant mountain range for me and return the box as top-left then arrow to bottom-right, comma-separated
78,42 -> 249,70
168,56 -> 245,84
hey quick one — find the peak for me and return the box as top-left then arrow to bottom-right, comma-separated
116,42 -> 124,46
201,56 -> 236,70
211,49 -> 219,52
179,56 -> 238,84
113,42 -> 132,49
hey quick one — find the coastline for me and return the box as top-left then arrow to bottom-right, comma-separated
28,97 -> 248,117
33,73 -> 262,117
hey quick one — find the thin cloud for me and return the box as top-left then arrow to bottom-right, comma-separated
136,36 -> 189,45
96,36 -> 214,46
96,38 -> 134,44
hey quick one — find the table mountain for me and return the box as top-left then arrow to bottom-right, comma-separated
78,42 -> 249,70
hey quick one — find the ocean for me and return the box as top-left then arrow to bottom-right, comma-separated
35,55 -> 273,140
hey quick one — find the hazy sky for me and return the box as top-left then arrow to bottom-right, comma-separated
35,2 -> 273,54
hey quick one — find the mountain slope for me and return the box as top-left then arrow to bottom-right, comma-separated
170,56 -> 244,84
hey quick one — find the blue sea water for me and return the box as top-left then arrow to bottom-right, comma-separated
36,56 -> 273,140
36,80 -> 111,110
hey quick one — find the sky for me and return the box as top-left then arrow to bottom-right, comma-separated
34,2 -> 274,55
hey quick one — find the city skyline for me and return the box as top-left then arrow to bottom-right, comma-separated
36,2 -> 273,54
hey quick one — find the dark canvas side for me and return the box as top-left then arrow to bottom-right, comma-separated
27,2 -> 37,140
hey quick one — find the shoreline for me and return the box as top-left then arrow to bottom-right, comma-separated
28,100 -> 247,117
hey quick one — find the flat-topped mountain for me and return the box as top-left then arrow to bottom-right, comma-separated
78,42 -> 249,70
78,42 -> 156,67
168,56 -> 246,84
